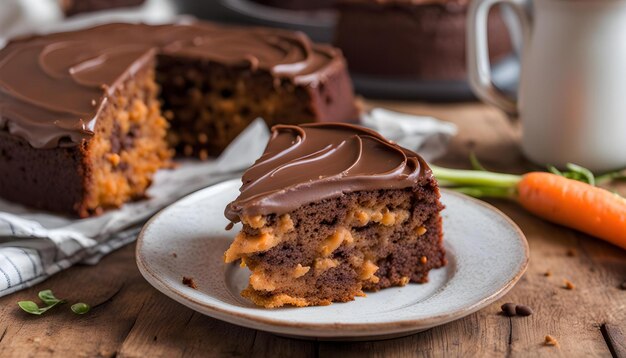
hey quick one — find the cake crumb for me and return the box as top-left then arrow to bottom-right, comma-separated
515,305 -> 533,316
563,279 -> 575,290
420,256 -> 428,264
566,249 -> 576,257
620,281 -> 626,290
544,335 -> 558,346
182,276 -> 197,289
199,149 -> 209,161
171,252 -> 177,258
544,270 -> 552,277
501,302 -> 516,317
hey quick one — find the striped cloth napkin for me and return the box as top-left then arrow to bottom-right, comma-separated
0,111 -> 456,298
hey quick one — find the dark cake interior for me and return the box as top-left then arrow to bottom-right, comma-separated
157,56 -> 330,158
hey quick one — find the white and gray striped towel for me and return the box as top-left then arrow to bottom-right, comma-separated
0,111 -> 457,298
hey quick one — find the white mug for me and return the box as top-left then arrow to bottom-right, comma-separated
468,0 -> 626,172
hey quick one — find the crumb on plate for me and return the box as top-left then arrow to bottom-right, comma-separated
182,276 -> 197,289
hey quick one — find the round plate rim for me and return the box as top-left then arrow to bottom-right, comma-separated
136,179 -> 529,338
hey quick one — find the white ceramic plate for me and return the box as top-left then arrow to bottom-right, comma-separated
136,179 -> 528,340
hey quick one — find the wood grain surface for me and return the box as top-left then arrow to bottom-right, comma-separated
0,101 -> 624,358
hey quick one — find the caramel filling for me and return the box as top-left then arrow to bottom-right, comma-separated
359,259 -> 379,283
314,258 -> 339,271
293,264 -> 311,278
249,270 -> 276,291
243,215 -> 266,229
349,207 -> 410,227
224,214 -> 294,263
319,227 -> 353,257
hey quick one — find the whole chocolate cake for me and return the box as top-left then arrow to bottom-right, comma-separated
334,0 -> 512,80
224,123 -> 445,307
0,23 -> 357,217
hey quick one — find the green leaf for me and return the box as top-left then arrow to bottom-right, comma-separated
547,165 -> 563,176
596,169 -> 626,183
18,301 -> 44,315
38,290 -> 62,306
18,300 -> 63,315
71,303 -> 90,315
469,152 -> 487,171
566,163 -> 595,186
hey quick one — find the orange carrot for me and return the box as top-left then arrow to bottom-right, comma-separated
431,165 -> 626,250
517,172 -> 626,249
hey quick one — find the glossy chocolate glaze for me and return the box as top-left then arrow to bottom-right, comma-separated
225,123 -> 431,222
0,22 -> 347,149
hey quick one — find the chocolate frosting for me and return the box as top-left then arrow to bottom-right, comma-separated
225,123 -> 431,222
0,22 -> 346,149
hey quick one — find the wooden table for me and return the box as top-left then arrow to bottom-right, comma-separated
1,102 -> 624,357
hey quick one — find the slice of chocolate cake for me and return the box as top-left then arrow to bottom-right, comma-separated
224,123 -> 445,308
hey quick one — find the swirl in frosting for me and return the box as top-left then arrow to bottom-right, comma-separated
225,123 -> 431,222
0,23 -> 346,149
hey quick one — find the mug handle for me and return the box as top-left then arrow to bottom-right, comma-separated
467,0 -> 532,116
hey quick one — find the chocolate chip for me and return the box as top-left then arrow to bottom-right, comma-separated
515,305 -> 533,316
501,302 -> 516,316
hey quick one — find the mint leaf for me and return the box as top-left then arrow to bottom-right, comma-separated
18,290 -> 67,315
18,301 -> 43,315
38,290 -> 62,305
71,303 -> 90,315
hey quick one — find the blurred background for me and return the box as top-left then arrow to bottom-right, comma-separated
0,0 -> 521,101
